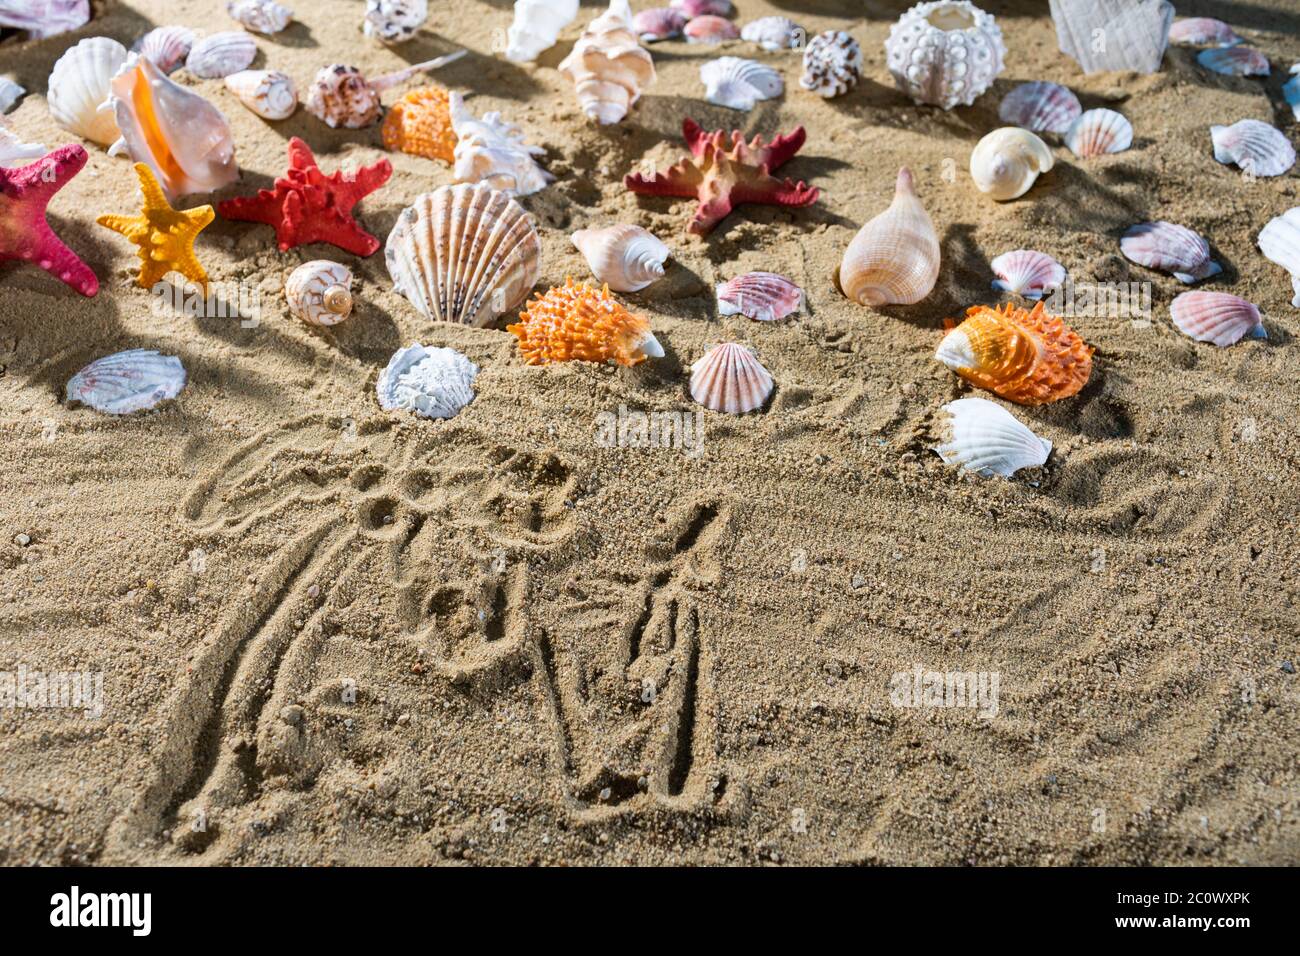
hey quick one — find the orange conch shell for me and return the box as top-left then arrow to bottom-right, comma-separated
381,85 -> 456,163
509,277 -> 663,366
935,301 -> 1093,405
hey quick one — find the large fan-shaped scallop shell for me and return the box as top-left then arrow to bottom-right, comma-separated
1257,207 -> 1300,307
384,183 -> 542,327
689,343 -> 773,415
509,278 -> 663,366
990,250 -> 1066,300
507,0 -> 579,60
1210,119 -> 1296,177
933,396 -> 1051,477
382,85 -> 455,162
65,349 -> 187,415
134,26 -> 195,74
1169,291 -> 1266,346
571,224 -> 669,293
1121,221 -> 1221,284
186,31 -> 258,79
998,81 -> 1081,135
838,167 -> 940,307
716,272 -> 802,322
700,56 -> 783,111
48,36 -> 128,147
969,127 -> 1054,201
1170,17 -> 1241,47
228,0 -> 293,34
376,344 -> 478,419
633,8 -> 686,43
935,301 -> 1093,405
286,260 -> 353,326
364,0 -> 429,44
0,126 -> 46,168
558,0 -> 657,125
224,69 -> 298,120
1197,46 -> 1269,76
1065,108 -> 1133,158
741,16 -> 803,52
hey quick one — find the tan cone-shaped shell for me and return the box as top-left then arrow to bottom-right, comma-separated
838,167 -> 940,307
225,70 -> 298,121
571,224 -> 669,292
557,0 -> 656,125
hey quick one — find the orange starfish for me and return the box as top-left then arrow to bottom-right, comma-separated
97,163 -> 214,290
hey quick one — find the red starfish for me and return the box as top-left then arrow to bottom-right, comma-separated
0,144 -> 98,297
217,137 -> 393,256
625,119 -> 819,236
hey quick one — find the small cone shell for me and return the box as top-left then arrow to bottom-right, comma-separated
509,277 -> 662,366
570,224 -> 669,292
838,167 -> 940,307
225,70 -> 298,121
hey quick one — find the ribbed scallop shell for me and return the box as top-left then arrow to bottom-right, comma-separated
800,30 -> 861,98
571,224 -> 669,293
998,81 -> 1081,135
1258,207 -> 1300,307
186,32 -> 258,79
382,86 -> 455,162
885,0 -> 1007,111
286,260 -> 353,326
65,349 -> 187,415
1065,108 -> 1133,158
385,183 -> 542,327
1197,46 -> 1269,76
673,0 -> 732,17
48,37 -> 128,147
135,26 -> 195,74
685,15 -> 740,45
1170,17 -> 1241,47
969,127 -> 1053,201
364,0 -> 429,44
838,167 -> 940,307
934,396 -> 1051,477
506,0 -> 579,60
700,56 -> 783,111
741,16 -> 802,52
1169,291 -> 1266,346
0,127 -> 46,168
224,70 -> 297,120
0,78 -> 25,113
716,272 -> 802,322
1121,221 -> 1221,284
449,91 -> 552,196
935,301 -> 1093,405
509,278 -> 663,366
1210,119 -> 1296,177
633,7 -> 685,43
376,344 -> 478,419
689,343 -> 773,415
990,250 -> 1066,300
228,0 -> 293,34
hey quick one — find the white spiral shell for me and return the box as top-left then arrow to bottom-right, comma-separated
377,344 -> 478,420
689,343 -> 774,415
66,349 -> 187,415
740,16 -> 804,52
969,127 -> 1054,201
885,1 -> 1006,110
700,56 -> 783,111
286,260 -> 353,326
1210,119 -> 1296,178
48,36 -> 128,147
571,224 -> 669,293
933,396 -> 1051,478
228,0 -> 293,34
506,0 -> 579,61
186,31 -> 258,79
224,69 -> 298,120
838,167 -> 940,307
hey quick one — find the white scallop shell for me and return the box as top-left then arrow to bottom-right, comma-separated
1065,108 -> 1133,158
134,26 -> 195,74
885,0 -> 1007,111
1197,46 -> 1269,76
506,0 -> 579,61
186,32 -> 258,79
1049,0 -> 1173,74
700,57 -> 783,111
571,224 -> 669,293
0,78 -> 24,114
689,343 -> 773,415
65,349 -> 187,415
633,8 -> 686,43
799,30 -> 861,98
716,272 -> 802,322
228,0 -> 293,34
1169,17 -> 1241,47
1120,221 -> 1221,284
740,16 -> 803,52
933,396 -> 1051,478
449,91 -> 552,196
1210,119 -> 1296,177
224,69 -> 297,120
48,37 -> 128,147
1169,291 -> 1266,346
990,250 -> 1066,300
286,260 -> 353,326
1258,207 -> 1300,307
969,127 -> 1054,201
365,0 -> 429,44
998,81 -> 1081,135
376,344 -> 478,419
0,126 -> 45,168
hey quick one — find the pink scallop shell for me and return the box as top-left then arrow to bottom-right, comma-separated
1065,108 -> 1133,158
689,343 -> 773,415
716,272 -> 803,322
1169,17 -> 1242,47
998,82 -> 1082,136
990,250 -> 1067,300
1197,46 -> 1269,76
1169,291 -> 1266,346
1210,119 -> 1296,177
1121,221 -> 1222,285
135,25 -> 195,74
672,0 -> 732,17
684,15 -> 739,45
633,8 -> 687,42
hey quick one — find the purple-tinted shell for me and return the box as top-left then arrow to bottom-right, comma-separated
1121,222 -> 1222,285
134,26 -> 196,74
1197,46 -> 1269,76
1169,291 -> 1266,346
1210,119 -> 1296,178
998,82 -> 1081,136
716,272 -> 803,322
1169,18 -> 1242,47
633,8 -> 687,43
684,15 -> 739,45
672,0 -> 732,17
990,250 -> 1067,300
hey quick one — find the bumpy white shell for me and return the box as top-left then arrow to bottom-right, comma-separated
998,81 -> 1081,135
838,167 -> 940,307
134,26 -> 195,74
1121,221 -> 1221,284
1210,119 -> 1296,177
700,57 -> 783,111
1169,18 -> 1241,47
228,0 -> 293,34
448,91 -> 552,196
689,343 -> 774,415
286,260 -> 353,326
506,0 -> 579,61
970,127 -> 1054,201
1169,291 -> 1266,346
558,0 -> 656,125
186,32 -> 258,79
1049,0 -> 1173,74
571,224 -> 669,293
1065,108 -> 1133,158
741,16 -> 803,52
385,183 -> 542,327
934,397 -> 1051,477
364,0 -> 429,44
0,126 -> 46,168
991,250 -> 1066,300
799,30 -> 862,98
716,272 -> 803,322
48,37 -> 128,147
224,69 -> 298,120
1258,207 -> 1300,307
1197,46 -> 1269,76
66,349 -> 187,415
885,1 -> 1006,110
0,78 -> 25,114
377,344 -> 477,419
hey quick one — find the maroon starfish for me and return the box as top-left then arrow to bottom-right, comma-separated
217,137 -> 393,256
0,144 -> 98,296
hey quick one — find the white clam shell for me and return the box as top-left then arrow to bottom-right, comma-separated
0,126 -> 46,168
286,260 -> 353,326
506,0 -> 579,61
1169,291 -> 1266,346
558,0 -> 656,125
700,56 -> 783,111
571,224 -> 669,293
224,69 -> 297,120
377,344 -> 477,419
969,127 -> 1054,201
740,16 -> 803,52
990,250 -> 1066,300
689,343 -> 774,415
1258,207 -> 1300,307
839,167 -> 940,307
1197,46 -> 1269,76
1210,119 -> 1296,177
1169,17 -> 1241,47
998,81 -> 1081,135
186,32 -> 258,79
1049,0 -> 1173,74
66,349 -> 187,415
134,26 -> 196,74
448,91 -> 552,196
0,78 -> 25,114
799,30 -> 861,98
228,0 -> 293,34
48,37 -> 128,147
365,0 -> 430,44
1065,108 -> 1133,158
885,0 -> 1006,111
1121,221 -> 1221,284
934,397 -> 1051,478
716,272 -> 803,322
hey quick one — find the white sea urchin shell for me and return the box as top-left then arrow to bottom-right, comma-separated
885,1 -> 1007,111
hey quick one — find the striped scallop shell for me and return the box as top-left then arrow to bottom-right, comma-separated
689,343 -> 774,415
1169,291 -> 1266,346
1210,119 -> 1296,177
66,349 -> 187,415
571,224 -> 669,293
376,344 -> 477,419
684,15 -> 740,45
700,56 -> 783,111
135,26 -> 195,73
228,0 -> 293,34
990,250 -> 1066,300
186,31 -> 257,79
48,36 -> 128,147
1065,108 -> 1132,158
286,260 -> 353,326
1170,18 -> 1242,47
224,69 -> 297,120
933,396 -> 1051,478
741,16 -> 803,52
633,8 -> 686,42
997,82 -> 1081,135
1258,207 -> 1300,307
716,272 -> 802,322
1197,46 -> 1269,76
1121,221 -> 1221,284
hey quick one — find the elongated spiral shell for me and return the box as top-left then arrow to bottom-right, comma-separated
509,278 -> 663,366
286,260 -> 353,325
571,224 -> 669,293
838,167 -> 940,307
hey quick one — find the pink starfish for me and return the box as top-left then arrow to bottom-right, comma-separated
0,144 -> 98,296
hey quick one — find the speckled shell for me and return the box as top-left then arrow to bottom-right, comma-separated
934,396 -> 1051,477
286,260 -> 353,325
998,81 -> 1081,135
134,26 -> 195,73
66,349 -> 187,415
700,56 -> 783,110
0,126 -> 46,168
224,69 -> 298,120
376,344 -> 478,419
1169,17 -> 1241,47
1169,291 -> 1266,346
382,85 -> 456,163
633,8 -> 686,43
1210,119 -> 1296,177
558,0 -> 657,124
1065,108 -> 1133,158
885,1 -> 1006,110
969,127 -> 1054,201
689,343 -> 773,414
228,0 -> 293,34
799,30 -> 861,98
509,278 -> 663,366
305,64 -> 380,128
48,36 -> 128,147
684,15 -> 740,45
716,272 -> 802,322
1197,46 -> 1269,76
448,91 -> 552,195
838,167 -> 940,307
935,301 -> 1093,405
507,0 -> 579,60
1258,207 -> 1300,307
186,31 -> 257,79
990,250 -> 1066,300
364,0 -> 429,44
741,16 -> 803,52
1121,221 -> 1221,284
571,224 -> 669,293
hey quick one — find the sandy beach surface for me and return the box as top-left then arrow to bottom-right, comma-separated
1,0 -> 1298,865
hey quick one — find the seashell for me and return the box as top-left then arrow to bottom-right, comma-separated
1210,119 -> 1295,177
0,78 -> 25,114
672,0 -> 731,16
716,272 -> 802,322
448,90 -> 552,196
558,0 -> 656,125
509,277 -> 663,366
700,57 -> 783,111
364,0 -> 429,44
684,15 -> 740,45
991,250 -> 1066,300
935,301 -> 1093,405
224,70 -> 298,120
1049,0 -> 1173,74
998,81 -> 1081,135
885,1 -> 1006,111
0,126 -> 46,168
385,183 -> 542,327
303,52 -> 466,128
934,396 -> 1051,477
382,86 -> 455,163
228,0 -> 293,34
1285,65 -> 1300,123
1064,108 -> 1133,158
47,37 -> 128,148
0,0 -> 89,39
969,127 -> 1053,201
1258,207 -> 1300,307
506,0 -> 579,60
186,32 -> 258,79
633,8 -> 686,43
134,26 -> 195,74
741,16 -> 803,52
1169,17 -> 1241,47
65,349 -> 186,415
376,344 -> 478,419
837,167 -> 940,307
107,54 -> 239,201
286,260 -> 353,326
1169,291 -> 1266,346
1120,221 -> 1221,284
1197,46 -> 1269,76
689,343 -> 773,415
799,30 -> 861,98
571,224 -> 669,293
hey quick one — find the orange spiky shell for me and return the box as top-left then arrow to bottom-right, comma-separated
381,86 -> 457,164
935,301 -> 1093,405
508,278 -> 662,366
